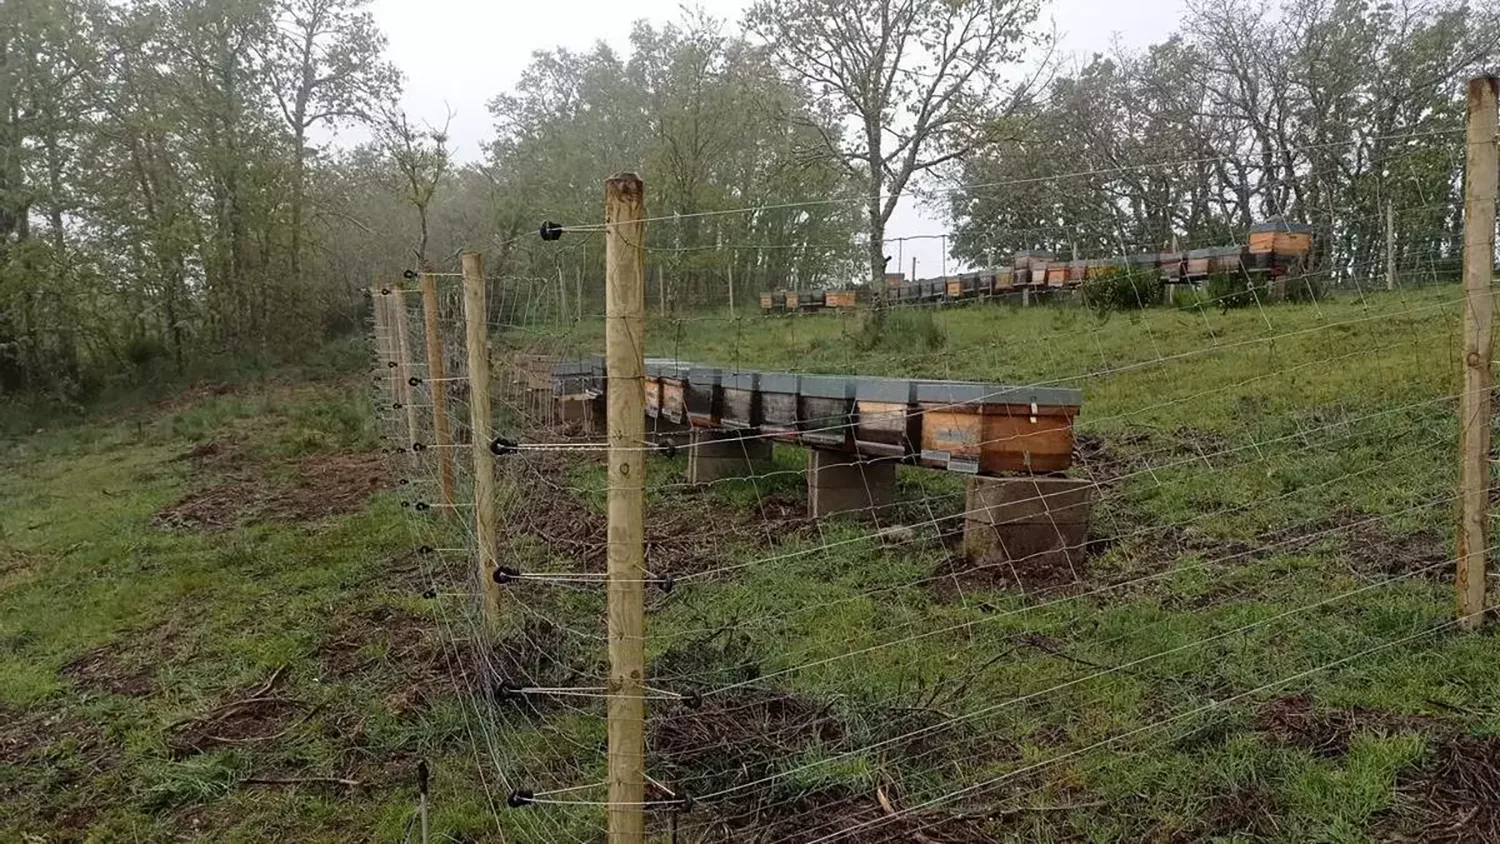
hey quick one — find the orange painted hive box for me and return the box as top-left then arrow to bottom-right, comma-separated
644,359 -> 691,423
916,383 -> 1082,474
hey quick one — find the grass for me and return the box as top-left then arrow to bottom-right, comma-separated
5,283 -> 1499,841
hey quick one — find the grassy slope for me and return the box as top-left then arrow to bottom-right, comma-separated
494,284 -> 1500,841
4,285 -> 1499,842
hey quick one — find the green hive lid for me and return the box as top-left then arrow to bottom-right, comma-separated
799,375 -> 854,399
759,373 -> 800,394
853,377 -> 916,404
688,366 -> 722,387
722,371 -> 759,391
915,381 -> 1082,408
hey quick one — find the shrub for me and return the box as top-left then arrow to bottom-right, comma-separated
1081,267 -> 1158,314
856,307 -> 946,352
1203,272 -> 1265,310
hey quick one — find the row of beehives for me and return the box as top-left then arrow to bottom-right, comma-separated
551,357 -> 1084,476
760,220 -> 1315,312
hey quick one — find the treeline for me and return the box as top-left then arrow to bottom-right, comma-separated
4,0 -> 1496,402
946,0 -> 1500,280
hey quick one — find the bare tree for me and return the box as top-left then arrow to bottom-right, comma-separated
378,105 -> 451,269
746,0 -> 1049,289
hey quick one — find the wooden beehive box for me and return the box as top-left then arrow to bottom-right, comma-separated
758,373 -> 802,440
945,277 -> 964,299
720,371 -> 761,429
1067,259 -> 1088,283
686,366 -> 722,428
1046,264 -> 1069,287
644,359 -> 690,422
917,382 -> 1082,474
1185,248 -> 1214,278
993,267 -> 1015,290
826,289 -> 858,309
798,375 -> 855,450
853,377 -> 918,458
1158,253 -> 1183,281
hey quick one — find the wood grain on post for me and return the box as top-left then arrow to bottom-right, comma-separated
372,285 -> 394,404
1458,75 -> 1498,631
420,272 -> 456,507
604,173 -> 648,842
461,252 -> 502,624
391,283 -> 421,452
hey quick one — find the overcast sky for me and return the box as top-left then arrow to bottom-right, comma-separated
361,0 -> 1186,276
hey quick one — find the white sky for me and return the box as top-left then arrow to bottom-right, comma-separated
362,0 -> 1186,276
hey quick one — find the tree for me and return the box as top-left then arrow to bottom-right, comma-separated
745,0 -> 1049,289
268,0 -> 397,285
379,105 -> 451,269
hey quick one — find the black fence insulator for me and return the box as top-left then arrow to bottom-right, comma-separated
408,376 -> 422,387
495,680 -> 525,702
672,791 -> 694,812
412,442 -> 427,452
661,440 -> 678,458
380,287 -> 391,295
657,573 -> 675,594
403,269 -> 418,280
414,501 -> 430,512
392,402 -> 403,410
395,446 -> 407,454
682,690 -> 703,709
417,760 -> 429,796
507,789 -> 534,808
401,501 -> 411,508
421,587 -> 437,599
490,436 -> 518,456
539,220 -> 564,241
417,545 -> 434,555
492,565 -> 521,584
399,478 -> 410,486
387,361 -> 398,369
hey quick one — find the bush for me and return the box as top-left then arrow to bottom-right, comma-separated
1081,267 -> 1158,314
856,307 -> 946,352
1203,272 -> 1265,310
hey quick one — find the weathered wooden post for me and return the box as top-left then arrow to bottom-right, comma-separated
391,283 -> 421,453
420,271 -> 456,507
1458,76 -> 1498,631
462,252 -> 502,624
1385,200 -> 1397,292
604,173 -> 648,841
372,285 -> 395,405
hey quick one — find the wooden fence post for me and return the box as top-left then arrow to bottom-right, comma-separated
1386,201 -> 1396,292
420,271 -> 456,507
391,283 -> 420,452
372,285 -> 395,405
1458,75 -> 1498,631
604,173 -> 647,842
461,252 -> 501,624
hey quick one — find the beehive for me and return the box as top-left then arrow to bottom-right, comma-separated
826,289 -> 858,309
1210,246 -> 1245,274
853,378 -> 919,458
719,371 -> 761,429
946,277 -> 964,299
798,375 -> 855,450
917,383 -> 1082,474
686,367 -> 722,428
759,292 -> 776,311
1185,248 -> 1214,278
644,359 -> 691,423
1067,260 -> 1088,283
993,267 -> 1015,290
758,373 -> 802,440
1158,253 -> 1183,281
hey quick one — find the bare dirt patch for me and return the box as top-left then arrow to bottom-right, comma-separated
1264,510 -> 1448,581
1254,694 -> 1439,760
153,448 -> 385,532
61,646 -> 156,697
166,667 -> 310,757
1385,736 -> 1500,843
928,544 -> 1089,600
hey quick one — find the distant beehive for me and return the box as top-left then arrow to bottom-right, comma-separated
826,289 -> 859,309
1248,219 -> 1313,258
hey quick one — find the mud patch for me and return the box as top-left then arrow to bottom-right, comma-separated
153,450 -> 385,532
167,668 -> 309,757
1201,785 -> 1280,839
61,646 -> 156,697
1264,510 -> 1448,581
928,544 -> 1088,600
1386,735 -> 1500,843
1254,694 -> 1438,759
651,688 -> 846,797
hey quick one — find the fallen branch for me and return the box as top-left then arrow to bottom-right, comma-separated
243,775 -> 361,788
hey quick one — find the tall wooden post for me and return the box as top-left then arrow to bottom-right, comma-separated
1385,201 -> 1396,292
420,272 -> 455,507
604,173 -> 647,842
1458,76 -> 1498,631
391,283 -> 420,452
462,252 -> 502,623
727,261 -> 735,319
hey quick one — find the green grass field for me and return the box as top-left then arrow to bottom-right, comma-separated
5,284 -> 1500,841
